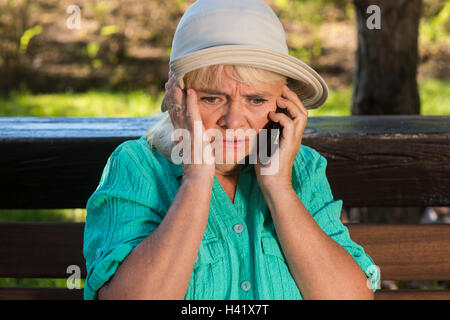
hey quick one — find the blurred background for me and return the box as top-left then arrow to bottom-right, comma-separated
0,0 -> 449,291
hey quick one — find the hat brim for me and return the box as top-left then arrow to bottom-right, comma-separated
162,44 -> 328,111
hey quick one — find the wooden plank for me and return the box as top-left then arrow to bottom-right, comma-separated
374,290 -> 450,300
0,222 -> 449,281
0,288 -> 83,300
1,116 -> 448,139
0,116 -> 160,139
0,288 -> 447,300
0,116 -> 449,208
0,222 -> 86,278
349,224 -> 450,280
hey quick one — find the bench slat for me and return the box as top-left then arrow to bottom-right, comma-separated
0,222 -> 449,281
0,116 -> 449,208
349,224 -> 450,280
375,290 -> 450,300
0,222 -> 86,278
0,288 -> 448,300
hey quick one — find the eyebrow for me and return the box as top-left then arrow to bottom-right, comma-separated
197,89 -> 273,98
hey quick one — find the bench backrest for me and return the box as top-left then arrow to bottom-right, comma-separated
0,115 -> 449,299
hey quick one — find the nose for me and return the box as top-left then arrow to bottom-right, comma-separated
219,100 -> 246,130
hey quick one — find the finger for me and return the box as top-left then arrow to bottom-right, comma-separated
166,84 -> 185,111
185,89 -> 202,122
176,85 -> 186,107
165,73 -> 177,92
185,89 -> 209,153
164,82 -> 176,105
168,103 -> 183,129
282,86 -> 308,116
165,73 -> 175,86
269,111 -> 294,132
167,86 -> 186,127
167,74 -> 176,89
277,96 -> 301,119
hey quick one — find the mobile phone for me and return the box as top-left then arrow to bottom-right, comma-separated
262,106 -> 290,157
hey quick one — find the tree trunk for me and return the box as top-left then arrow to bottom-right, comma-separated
351,0 -> 424,224
352,0 -> 422,115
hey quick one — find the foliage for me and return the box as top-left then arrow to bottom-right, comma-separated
0,209 -> 86,223
0,0 -> 448,93
19,25 -> 42,54
418,77 -> 450,115
420,1 -> 450,51
0,278 -> 84,289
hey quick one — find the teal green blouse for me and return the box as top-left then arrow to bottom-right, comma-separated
83,136 -> 380,300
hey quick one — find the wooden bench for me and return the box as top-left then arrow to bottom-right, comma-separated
0,115 -> 449,300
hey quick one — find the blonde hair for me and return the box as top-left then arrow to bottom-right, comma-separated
145,64 -> 287,160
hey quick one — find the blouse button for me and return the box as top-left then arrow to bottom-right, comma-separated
233,223 -> 244,234
240,280 -> 251,291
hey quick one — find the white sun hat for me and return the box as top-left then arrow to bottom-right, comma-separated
161,0 -> 328,111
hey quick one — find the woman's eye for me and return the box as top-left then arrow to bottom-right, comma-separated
200,96 -> 267,105
201,97 -> 220,104
250,98 -> 267,105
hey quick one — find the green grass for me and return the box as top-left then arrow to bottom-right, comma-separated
2,78 -> 447,119
0,278 -> 84,289
309,85 -> 353,116
309,78 -> 450,117
0,209 -> 86,222
418,78 -> 450,115
0,89 -> 164,117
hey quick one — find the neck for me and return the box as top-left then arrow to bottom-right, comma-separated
215,163 -> 246,179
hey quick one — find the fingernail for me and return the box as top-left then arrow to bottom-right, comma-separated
187,89 -> 191,96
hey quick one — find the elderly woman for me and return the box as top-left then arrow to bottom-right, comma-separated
83,0 -> 379,300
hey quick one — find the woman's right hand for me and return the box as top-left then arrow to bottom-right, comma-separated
164,72 -> 216,182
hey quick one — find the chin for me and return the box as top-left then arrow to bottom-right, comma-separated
212,139 -> 255,169
214,154 -> 248,174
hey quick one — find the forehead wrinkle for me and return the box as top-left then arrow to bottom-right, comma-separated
197,88 -> 274,98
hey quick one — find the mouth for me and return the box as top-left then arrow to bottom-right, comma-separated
220,138 -> 249,148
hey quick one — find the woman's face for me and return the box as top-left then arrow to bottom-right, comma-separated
194,67 -> 285,174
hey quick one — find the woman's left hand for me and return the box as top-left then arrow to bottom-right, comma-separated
255,85 -> 309,190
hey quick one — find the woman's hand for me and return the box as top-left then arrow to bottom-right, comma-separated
164,72 -> 216,182
255,85 -> 309,190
